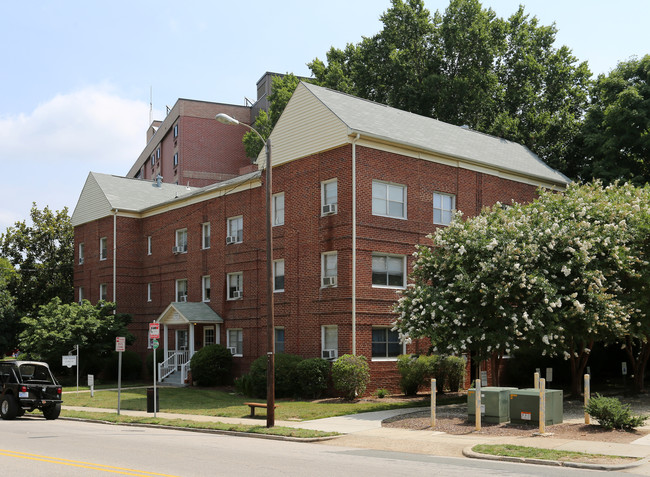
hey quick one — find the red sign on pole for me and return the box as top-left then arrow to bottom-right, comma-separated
149,323 -> 160,339
115,336 -> 126,352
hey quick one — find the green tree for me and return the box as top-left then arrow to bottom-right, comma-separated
243,73 -> 302,159
18,298 -> 133,368
576,55 -> 650,185
0,258 -> 17,355
0,204 -> 73,319
308,0 -> 590,177
394,182 -> 650,396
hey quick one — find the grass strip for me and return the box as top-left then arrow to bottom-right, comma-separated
472,444 -> 637,463
61,410 -> 338,439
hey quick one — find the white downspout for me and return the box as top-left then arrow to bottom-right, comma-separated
113,209 -> 118,307
352,134 -> 360,355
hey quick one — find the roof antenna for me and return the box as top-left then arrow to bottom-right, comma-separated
186,181 -> 191,190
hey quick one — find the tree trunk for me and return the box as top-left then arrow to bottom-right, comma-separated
624,336 -> 650,394
490,351 -> 503,386
568,341 -> 593,397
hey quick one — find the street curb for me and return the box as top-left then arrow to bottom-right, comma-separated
60,417 -> 340,443
462,446 -> 645,471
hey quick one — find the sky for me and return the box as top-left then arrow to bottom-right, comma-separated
1,0 -> 648,233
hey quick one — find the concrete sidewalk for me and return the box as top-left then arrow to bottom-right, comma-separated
63,405 -> 650,473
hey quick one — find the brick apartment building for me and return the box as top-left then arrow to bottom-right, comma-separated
71,81 -> 569,391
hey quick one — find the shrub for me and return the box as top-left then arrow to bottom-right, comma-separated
331,354 -> 370,400
433,356 -> 449,393
585,394 -> 648,431
295,358 -> 330,399
374,388 -> 389,398
244,353 -> 304,398
445,356 -> 466,392
190,344 -> 233,386
104,350 -> 142,381
397,355 -> 427,395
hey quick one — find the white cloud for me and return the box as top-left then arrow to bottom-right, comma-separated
0,85 -> 155,233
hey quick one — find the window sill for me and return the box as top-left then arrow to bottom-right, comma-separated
371,357 -> 399,362
371,284 -> 406,290
372,213 -> 407,220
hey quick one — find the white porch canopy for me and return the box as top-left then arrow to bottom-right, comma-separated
155,302 -> 224,383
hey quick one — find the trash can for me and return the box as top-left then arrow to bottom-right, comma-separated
146,387 -> 159,413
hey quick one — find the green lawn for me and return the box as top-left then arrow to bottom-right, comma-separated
472,444 -> 638,464
62,386 -> 436,421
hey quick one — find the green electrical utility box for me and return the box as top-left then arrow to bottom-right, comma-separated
509,388 -> 563,425
467,387 -> 518,423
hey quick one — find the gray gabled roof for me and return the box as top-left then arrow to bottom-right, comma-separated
301,82 -> 570,186
157,302 -> 224,325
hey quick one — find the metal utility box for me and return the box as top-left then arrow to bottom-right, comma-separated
467,387 -> 518,423
509,388 -> 563,425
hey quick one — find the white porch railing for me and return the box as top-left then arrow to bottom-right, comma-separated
158,350 -> 191,383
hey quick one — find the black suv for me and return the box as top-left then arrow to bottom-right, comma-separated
0,360 -> 62,420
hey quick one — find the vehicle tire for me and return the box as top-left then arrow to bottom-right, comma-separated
0,395 -> 18,420
16,408 -> 25,417
42,403 -> 61,420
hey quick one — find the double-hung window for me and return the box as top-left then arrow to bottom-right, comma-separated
175,229 -> 187,253
433,192 -> 456,225
275,327 -> 285,354
176,279 -> 188,302
99,237 -> 108,260
147,283 -> 152,302
78,243 -> 85,264
99,283 -> 108,301
372,254 -> 406,288
78,287 -> 84,303
202,223 -> 211,249
273,260 -> 285,292
321,179 -> 338,215
173,123 -> 179,138
202,276 -> 211,302
372,180 -> 406,219
227,329 -> 243,356
227,272 -> 243,300
227,216 -> 243,244
272,193 -> 284,226
147,236 -> 152,255
372,327 -> 403,359
321,252 -> 338,287
321,325 -> 338,359
204,326 -> 216,346
173,152 -> 179,167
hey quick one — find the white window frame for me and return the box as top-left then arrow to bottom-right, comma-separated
202,223 -> 211,249
372,180 -> 407,219
371,327 -> 405,360
204,326 -> 216,346
227,272 -> 243,300
176,329 -> 188,350
151,153 -> 156,166
78,286 -> 84,303
78,243 -> 84,264
175,228 -> 188,253
173,152 -> 179,167
227,216 -> 243,244
176,279 -> 188,302
147,236 -> 152,255
156,147 -> 160,159
321,325 -> 338,359
147,283 -> 152,302
321,252 -> 338,287
272,192 -> 285,226
173,123 -> 179,138
227,329 -> 243,356
202,275 -> 211,302
273,259 -> 285,292
275,327 -> 285,354
433,192 -> 456,225
99,237 -> 108,261
99,283 -> 108,301
321,179 -> 338,215
371,253 -> 406,289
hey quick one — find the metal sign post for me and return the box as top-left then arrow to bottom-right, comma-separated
116,337 -> 126,415
149,323 -> 160,417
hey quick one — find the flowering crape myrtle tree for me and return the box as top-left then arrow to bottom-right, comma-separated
394,182 -> 649,396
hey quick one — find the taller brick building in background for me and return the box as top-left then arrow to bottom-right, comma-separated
71,80 -> 570,391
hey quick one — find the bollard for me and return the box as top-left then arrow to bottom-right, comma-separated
584,374 -> 591,425
539,378 -> 546,434
533,371 -> 540,389
431,379 -> 436,428
475,379 -> 481,432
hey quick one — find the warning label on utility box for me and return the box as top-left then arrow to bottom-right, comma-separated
521,411 -> 532,420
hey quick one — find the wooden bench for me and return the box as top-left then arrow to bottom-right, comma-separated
244,402 -> 278,417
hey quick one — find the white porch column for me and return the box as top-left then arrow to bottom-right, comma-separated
163,324 -> 169,357
189,323 -> 195,356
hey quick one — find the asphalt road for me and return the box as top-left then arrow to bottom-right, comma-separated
0,416 -> 632,476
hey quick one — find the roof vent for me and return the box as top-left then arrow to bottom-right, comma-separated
154,175 -> 163,188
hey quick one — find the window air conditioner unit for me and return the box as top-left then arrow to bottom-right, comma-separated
172,245 -> 188,254
322,349 -> 338,359
322,203 -> 337,215
226,236 -> 238,244
322,276 -> 337,287
179,295 -> 187,302
232,290 -> 242,299
228,347 -> 238,355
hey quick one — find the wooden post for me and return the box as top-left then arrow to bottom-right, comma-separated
534,371 -> 540,389
475,379 -> 481,432
584,374 -> 591,425
539,378 -> 546,434
431,379 -> 436,428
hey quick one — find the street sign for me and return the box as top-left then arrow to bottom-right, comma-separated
149,323 -> 160,339
152,339 -> 159,349
88,374 -> 94,386
62,355 -> 77,368
115,336 -> 126,352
